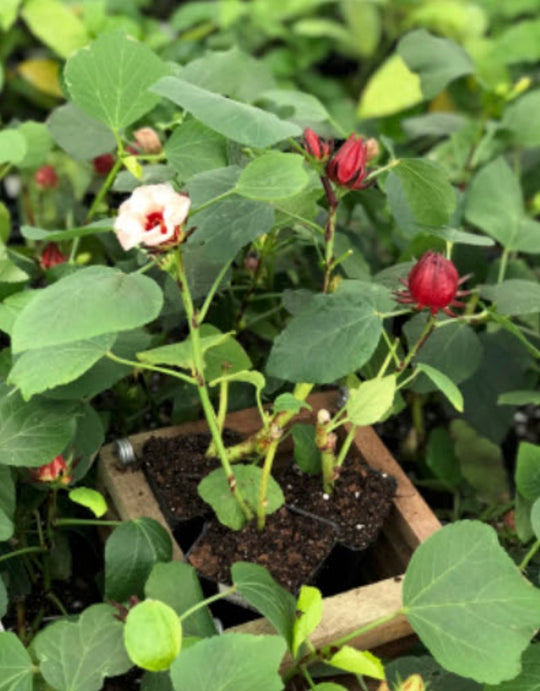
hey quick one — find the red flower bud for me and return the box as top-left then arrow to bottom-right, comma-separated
34,165 -> 58,189
93,153 -> 115,176
32,455 -> 72,485
303,128 -> 333,162
40,242 -> 68,270
326,134 -> 368,190
395,250 -> 470,317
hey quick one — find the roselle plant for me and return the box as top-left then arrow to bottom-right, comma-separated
2,4 -> 540,688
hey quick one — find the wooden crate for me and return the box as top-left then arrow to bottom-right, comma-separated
98,391 -> 440,653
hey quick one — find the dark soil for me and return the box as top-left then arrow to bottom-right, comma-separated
141,428 -> 397,595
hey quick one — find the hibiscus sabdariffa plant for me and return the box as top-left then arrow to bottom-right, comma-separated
109,128 -> 477,531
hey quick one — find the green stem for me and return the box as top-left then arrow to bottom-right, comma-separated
321,177 -> 338,293
334,425 -> 356,469
257,438 -> 280,530
198,258 -> 234,323
189,189 -> 235,217
327,609 -> 404,649
105,350 -> 196,386
86,156 -> 123,223
175,251 -> 253,521
498,248 -> 510,284
55,518 -> 122,527
179,586 -> 238,623
0,546 -> 46,564
47,591 -> 68,616
398,314 -> 437,371
520,540 -> 540,571
364,158 -> 400,182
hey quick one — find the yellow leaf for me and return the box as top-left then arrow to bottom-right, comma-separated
18,59 -> 63,98
357,54 -> 423,119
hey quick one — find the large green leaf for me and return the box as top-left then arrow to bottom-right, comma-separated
124,600 -> 182,672
486,643 -> 540,690
346,376 -> 396,426
9,333 -> 116,399
480,280 -> 540,315
231,563 -> 296,651
169,633 -> 286,691
398,30 -> 474,99
403,521 -> 540,684
48,103 -> 116,160
266,293 -> 382,383
152,76 -> 301,147
0,632 -> 34,691
165,119 -> 227,181
465,157 -> 540,253
501,90 -> 540,147
236,153 -> 309,201
515,442 -> 540,501
65,32 -> 168,131
0,130 -> 27,165
105,519 -> 172,602
145,562 -> 216,639
12,266 -> 162,353
21,0 -> 88,58
386,158 -> 456,235
0,384 -> 76,467
34,604 -> 132,691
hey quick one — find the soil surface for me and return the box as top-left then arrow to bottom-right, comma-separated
141,428 -> 397,594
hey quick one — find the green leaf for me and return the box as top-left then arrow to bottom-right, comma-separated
0,509 -> 13,541
266,293 -> 382,383
502,91 -> 540,147
105,518 -> 172,602
386,158 -> 456,235
169,633 -> 286,691
236,153 -> 309,201
152,77 -> 301,147
292,585 -> 322,657
415,363 -> 464,412
0,0 -> 22,31
141,671 -> 174,691
0,579 -> 7,619
273,394 -> 311,415
21,0 -> 88,59
485,643 -> 540,690
138,330 -> 232,370
68,488 -> 107,518
20,219 -> 112,242
165,119 -> 227,180
125,600 -> 182,672
231,563 -> 296,650
429,226 -> 495,247
357,54 -> 423,118
209,370 -> 265,395
0,466 -> 15,520
0,130 -> 27,165
326,647 -> 385,680
346,376 -> 396,425
465,157 -> 540,253
9,333 -> 116,399
0,632 -> 34,691
48,103 -> 116,160
0,385 -> 76,467
145,562 -> 216,639
398,29 -> 474,99
494,19 -> 540,66
17,121 -> 53,169
426,427 -> 461,489
200,326 -> 252,381
34,604 -> 132,691
499,391 -> 540,406
292,423 -> 321,474
65,32 -> 168,131
480,280 -> 540,315
259,89 -> 329,123
531,498 -> 540,541
12,266 -> 163,353
515,442 -> 540,501
198,466 -> 284,530
403,521 -> 540,684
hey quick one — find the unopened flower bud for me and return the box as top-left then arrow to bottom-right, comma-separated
32,455 -> 72,485
133,127 -> 162,155
93,153 -> 115,176
326,134 -> 369,190
401,674 -> 426,691
34,165 -> 58,189
40,242 -> 68,270
365,137 -> 379,162
303,128 -> 333,162
395,250 -> 470,317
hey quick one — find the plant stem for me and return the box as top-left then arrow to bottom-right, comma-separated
105,350 -> 196,386
321,176 -> 339,293
178,586 -> 238,623
189,189 -> 235,217
326,609 -> 403,649
520,540 -> 540,571
334,425 -> 356,469
198,258 -> 234,323
55,518 -> 122,527
498,248 -> 510,283
397,314 -> 436,371
257,438 -> 279,531
175,251 -> 253,521
85,156 -> 123,223
0,546 -> 46,564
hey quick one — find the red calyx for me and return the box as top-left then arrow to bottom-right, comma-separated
395,250 -> 470,317
34,165 -> 59,189
303,128 -> 333,162
326,134 -> 368,190
40,242 -> 68,269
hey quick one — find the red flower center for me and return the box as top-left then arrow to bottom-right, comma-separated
144,211 -> 167,234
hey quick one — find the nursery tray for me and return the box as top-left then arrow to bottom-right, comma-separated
97,391 -> 441,655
